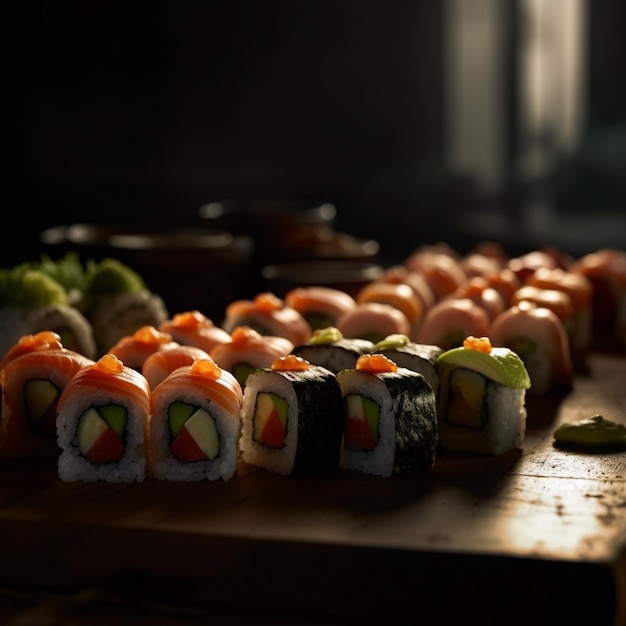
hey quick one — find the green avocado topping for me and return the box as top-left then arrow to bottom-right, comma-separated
437,345 -> 531,389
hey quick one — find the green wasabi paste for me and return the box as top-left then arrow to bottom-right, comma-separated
553,414 -> 626,449
310,326 -> 344,344
373,334 -> 410,351
83,258 -> 146,295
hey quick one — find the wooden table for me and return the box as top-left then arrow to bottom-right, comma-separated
1,353 -> 625,625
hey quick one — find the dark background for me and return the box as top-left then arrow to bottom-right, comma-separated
3,1 -> 625,268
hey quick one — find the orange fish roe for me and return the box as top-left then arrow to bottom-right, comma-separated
463,335 -> 492,353
231,326 -> 262,343
254,292 -> 283,313
191,358 -> 221,380
95,353 -> 125,374
272,354 -> 310,371
169,310 -> 214,330
132,325 -> 174,346
355,353 -> 398,374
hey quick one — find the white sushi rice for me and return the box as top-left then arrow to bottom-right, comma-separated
438,377 -> 527,456
150,388 -> 241,481
57,393 -> 148,482
240,370 -> 299,475
336,371 -> 397,478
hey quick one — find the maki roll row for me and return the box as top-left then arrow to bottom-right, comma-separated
241,352 -> 439,477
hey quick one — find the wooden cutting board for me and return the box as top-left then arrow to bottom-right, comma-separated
1,353 -> 625,625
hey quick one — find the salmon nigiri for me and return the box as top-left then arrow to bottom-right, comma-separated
149,357 -> 243,481
0,347 -> 94,458
56,353 -> 151,482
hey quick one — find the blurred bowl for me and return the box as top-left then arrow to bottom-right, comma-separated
261,260 -> 384,299
198,199 -> 338,265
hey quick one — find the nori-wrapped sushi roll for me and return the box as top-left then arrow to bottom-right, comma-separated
291,326 -> 374,374
240,355 -> 343,475
336,353 -> 438,477
373,333 -> 443,394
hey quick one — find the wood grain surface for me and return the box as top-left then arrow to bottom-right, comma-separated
1,353 -> 625,625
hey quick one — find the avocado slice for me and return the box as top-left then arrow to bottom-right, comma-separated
98,403 -> 127,437
167,401 -> 196,438
23,379 -> 59,425
437,345 -> 531,389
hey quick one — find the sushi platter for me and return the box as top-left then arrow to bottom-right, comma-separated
1,245 -> 626,625
0,351 -> 625,625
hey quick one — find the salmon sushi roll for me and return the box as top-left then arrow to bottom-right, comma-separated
336,354 -> 438,477
142,344 -> 211,390
209,326 -> 294,389
159,310 -> 232,354
283,285 -> 357,331
240,355 -> 343,476
335,302 -> 411,344
490,300 -> 574,396
570,248 -> 626,351
222,292 -> 312,346
524,267 -> 593,355
0,347 -> 94,458
355,282 -> 424,340
0,330 -> 64,371
109,325 -> 179,371
150,357 -> 243,481
56,354 -> 151,482
416,298 -> 490,351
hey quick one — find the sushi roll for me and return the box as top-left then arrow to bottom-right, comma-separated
0,330 -> 64,371
283,285 -> 357,331
108,325 -> 179,371
291,326 -> 375,374
336,353 -> 438,477
373,333 -> 443,394
142,344 -> 211,390
159,310 -> 232,354
416,298 -> 490,351
209,325 -> 294,389
79,258 -> 169,356
490,300 -> 574,396
524,267 -> 593,355
335,302 -> 411,344
570,248 -> 626,351
355,282 -> 424,340
240,354 -> 343,475
149,357 -> 243,481
0,343 -> 94,458
56,353 -> 151,482
436,335 -> 531,455
222,292 -> 312,346
0,260 -> 97,361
